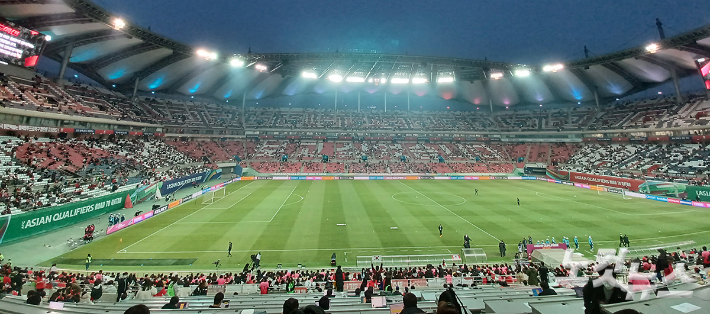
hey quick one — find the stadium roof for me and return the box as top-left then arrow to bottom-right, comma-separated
2,0 -> 710,106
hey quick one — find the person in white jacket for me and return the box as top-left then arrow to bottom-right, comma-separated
135,281 -> 157,300
176,282 -> 192,298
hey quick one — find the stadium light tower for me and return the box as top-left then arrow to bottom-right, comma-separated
412,77 -> 428,84
112,18 -> 126,30
542,63 -> 564,73
645,43 -> 660,54
328,74 -> 343,82
490,72 -> 504,80
437,76 -> 454,83
514,69 -> 531,77
196,49 -> 217,60
255,64 -> 268,72
229,58 -> 244,67
302,71 -> 318,79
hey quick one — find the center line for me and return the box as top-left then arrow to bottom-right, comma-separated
399,181 -> 500,241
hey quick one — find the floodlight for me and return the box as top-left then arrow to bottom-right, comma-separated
437,77 -> 454,83
698,58 -> 706,63
412,77 -> 428,84
391,78 -> 409,84
302,71 -> 318,79
44,35 -> 51,42
113,18 -> 126,30
542,63 -> 564,72
514,69 -> 530,77
230,58 -> 244,67
646,43 -> 659,54
255,64 -> 267,72
490,72 -> 504,80
328,74 -> 343,82
196,49 -> 217,60
346,76 -> 365,82
368,78 -> 373,83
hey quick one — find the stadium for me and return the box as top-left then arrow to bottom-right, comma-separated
0,0 -> 709,313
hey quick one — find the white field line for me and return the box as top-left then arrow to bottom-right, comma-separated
119,245 -> 499,254
399,181 -> 500,241
533,191 -> 695,216
269,185 -> 298,222
117,182 -> 255,253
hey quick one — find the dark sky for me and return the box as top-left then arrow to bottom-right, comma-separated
94,0 -> 708,65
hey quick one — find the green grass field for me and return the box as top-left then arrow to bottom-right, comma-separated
45,179 -> 710,271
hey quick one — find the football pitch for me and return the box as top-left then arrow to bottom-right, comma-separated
45,179 -> 710,271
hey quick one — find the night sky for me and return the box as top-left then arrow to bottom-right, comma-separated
92,0 -> 710,65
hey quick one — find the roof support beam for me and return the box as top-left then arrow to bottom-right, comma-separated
165,63 -> 220,94
13,12 -> 93,29
677,42 -> 710,58
45,29 -> 127,53
90,42 -> 160,69
600,63 -> 645,90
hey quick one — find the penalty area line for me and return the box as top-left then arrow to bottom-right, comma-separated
117,182 -> 256,253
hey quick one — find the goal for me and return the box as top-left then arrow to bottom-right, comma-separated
202,187 -> 226,204
597,185 -> 629,199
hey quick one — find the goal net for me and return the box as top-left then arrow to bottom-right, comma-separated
597,185 -> 629,199
202,187 -> 226,204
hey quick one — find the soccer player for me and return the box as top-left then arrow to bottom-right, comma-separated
588,236 -> 594,250
228,242 -> 233,257
551,237 -> 556,244
464,234 -> 470,243
574,236 -> 579,250
528,236 -> 532,244
623,234 -> 629,247
619,233 -> 624,247
475,189 -> 478,195
517,198 -> 520,206
439,224 -> 443,237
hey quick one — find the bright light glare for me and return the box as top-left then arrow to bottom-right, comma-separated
346,76 -> 365,82
646,43 -> 659,54
391,78 -> 409,84
412,77 -> 428,84
437,77 -> 454,83
698,58 -> 706,63
542,63 -> 564,72
301,71 -> 318,79
44,35 -> 51,42
514,69 -> 530,77
255,64 -> 267,72
490,72 -> 504,80
196,49 -> 217,60
113,18 -> 126,30
229,58 -> 244,67
328,74 -> 343,82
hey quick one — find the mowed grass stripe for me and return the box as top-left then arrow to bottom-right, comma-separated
282,181 -> 326,264
437,181 -> 537,244
378,181 -> 448,249
339,181 -> 383,255
358,181 -> 416,250
246,181 -> 311,263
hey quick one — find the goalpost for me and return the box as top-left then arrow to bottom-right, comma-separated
202,187 -> 227,204
597,185 -> 629,199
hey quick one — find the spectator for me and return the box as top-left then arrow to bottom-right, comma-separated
209,292 -> 225,308
124,304 -> 150,314
538,281 -> 557,296
283,297 -> 299,314
401,292 -> 425,314
162,296 -> 180,309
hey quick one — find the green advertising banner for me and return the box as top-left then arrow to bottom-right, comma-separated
686,186 -> 710,202
0,189 -> 135,245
